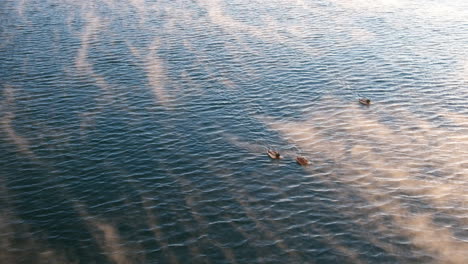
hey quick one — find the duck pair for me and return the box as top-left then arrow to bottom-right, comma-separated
267,150 -> 310,166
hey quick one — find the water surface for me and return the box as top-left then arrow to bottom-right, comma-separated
1,0 -> 468,263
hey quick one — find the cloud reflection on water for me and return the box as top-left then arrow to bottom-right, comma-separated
75,204 -> 142,264
0,85 -> 35,158
75,12 -> 110,93
259,96 -> 468,262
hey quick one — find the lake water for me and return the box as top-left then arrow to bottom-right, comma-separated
1,0 -> 467,263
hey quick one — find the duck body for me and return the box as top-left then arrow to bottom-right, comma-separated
267,150 -> 281,159
359,98 -> 371,105
296,156 -> 309,166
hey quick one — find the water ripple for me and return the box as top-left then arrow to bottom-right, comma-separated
1,0 -> 468,263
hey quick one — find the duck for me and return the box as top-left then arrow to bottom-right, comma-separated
296,156 -> 309,166
359,98 -> 371,105
267,150 -> 281,159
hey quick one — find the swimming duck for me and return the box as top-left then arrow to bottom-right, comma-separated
296,156 -> 309,166
267,150 -> 281,159
359,98 -> 371,105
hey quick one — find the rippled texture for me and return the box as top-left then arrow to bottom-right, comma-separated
1,0 -> 468,263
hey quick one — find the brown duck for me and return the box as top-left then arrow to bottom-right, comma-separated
267,150 -> 281,159
296,156 -> 309,166
359,98 -> 371,105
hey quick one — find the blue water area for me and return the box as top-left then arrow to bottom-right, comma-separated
1,0 -> 467,263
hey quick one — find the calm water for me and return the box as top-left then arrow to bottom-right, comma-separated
1,0 -> 468,263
